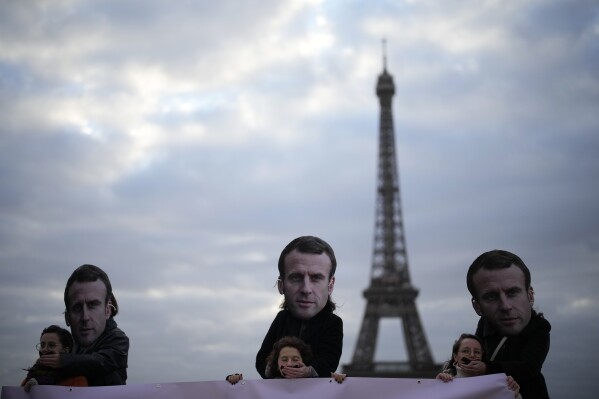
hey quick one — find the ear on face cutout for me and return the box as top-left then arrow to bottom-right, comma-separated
528,286 -> 535,305
471,298 -> 482,316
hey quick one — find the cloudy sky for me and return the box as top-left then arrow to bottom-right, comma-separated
1,0 -> 598,398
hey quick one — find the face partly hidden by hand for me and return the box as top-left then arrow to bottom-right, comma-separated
453,338 -> 482,369
37,333 -> 68,356
278,346 -> 303,374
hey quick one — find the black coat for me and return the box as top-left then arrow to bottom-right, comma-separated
22,364 -> 62,386
476,311 -> 551,399
255,309 -> 343,378
60,318 -> 129,386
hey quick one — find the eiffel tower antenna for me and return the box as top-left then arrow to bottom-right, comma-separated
343,44 -> 440,378
382,38 -> 387,71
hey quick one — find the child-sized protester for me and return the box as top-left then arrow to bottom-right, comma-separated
227,336 -> 346,384
436,333 -> 521,399
21,325 -> 87,392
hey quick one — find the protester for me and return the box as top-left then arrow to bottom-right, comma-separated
265,336 -> 315,378
466,250 -> 551,399
256,236 -> 343,378
36,264 -> 129,386
229,336 -> 346,384
435,333 -> 521,398
21,325 -> 87,392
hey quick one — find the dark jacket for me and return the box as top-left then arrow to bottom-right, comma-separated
22,364 -> 61,386
60,318 -> 129,386
256,309 -> 343,378
476,311 -> 551,399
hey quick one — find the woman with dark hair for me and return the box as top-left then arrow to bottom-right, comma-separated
227,336 -> 346,384
436,333 -> 521,398
21,325 -> 87,392
265,336 -> 314,378
437,333 -> 483,378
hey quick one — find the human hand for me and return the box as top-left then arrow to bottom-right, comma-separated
23,378 -> 38,393
226,373 -> 243,385
460,360 -> 486,376
435,372 -> 454,382
280,362 -> 309,379
37,353 -> 61,368
506,375 -> 520,397
330,372 -> 346,383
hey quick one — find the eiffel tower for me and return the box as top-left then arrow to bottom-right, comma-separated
343,43 -> 440,378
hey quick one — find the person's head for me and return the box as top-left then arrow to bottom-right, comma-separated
277,236 -> 337,320
266,336 -> 313,378
467,250 -> 534,336
64,264 -> 118,347
451,333 -> 483,369
36,325 -> 73,356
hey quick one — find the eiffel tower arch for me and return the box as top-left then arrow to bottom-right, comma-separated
343,44 -> 440,378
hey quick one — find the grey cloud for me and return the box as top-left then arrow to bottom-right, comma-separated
1,1 -> 598,397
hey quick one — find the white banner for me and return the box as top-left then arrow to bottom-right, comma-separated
2,374 -> 514,399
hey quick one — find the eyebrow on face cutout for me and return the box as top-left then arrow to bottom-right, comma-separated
481,285 -> 523,301
71,299 -> 103,312
287,272 -> 326,281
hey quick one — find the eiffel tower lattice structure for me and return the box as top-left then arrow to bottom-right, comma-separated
343,46 -> 440,378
